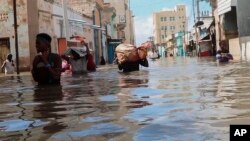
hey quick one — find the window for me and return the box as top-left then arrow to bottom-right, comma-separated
164,17 -> 167,21
161,17 -> 163,22
161,26 -> 164,30
162,35 -> 164,39
165,26 -> 167,30
173,26 -> 175,30
169,17 -> 175,21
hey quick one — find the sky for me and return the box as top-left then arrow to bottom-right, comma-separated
130,0 -> 211,46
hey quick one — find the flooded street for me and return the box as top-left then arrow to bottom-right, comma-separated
1,57 -> 250,141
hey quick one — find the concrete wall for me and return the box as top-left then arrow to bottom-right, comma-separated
229,37 -> 240,59
237,0 -> 250,59
237,0 -> 250,37
0,0 -> 30,71
38,0 -> 58,53
124,9 -> 132,44
240,36 -> 250,60
27,0 -> 39,71
1,0 -> 95,71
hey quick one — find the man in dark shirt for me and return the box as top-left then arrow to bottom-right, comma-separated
32,33 -> 62,85
118,59 -> 148,72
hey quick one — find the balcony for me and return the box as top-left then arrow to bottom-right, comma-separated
114,23 -> 126,30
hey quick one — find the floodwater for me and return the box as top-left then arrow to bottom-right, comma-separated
0,57 -> 250,141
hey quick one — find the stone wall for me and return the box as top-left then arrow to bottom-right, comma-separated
0,0 -> 30,71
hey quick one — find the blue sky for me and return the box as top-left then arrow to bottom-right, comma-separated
130,0 -> 211,45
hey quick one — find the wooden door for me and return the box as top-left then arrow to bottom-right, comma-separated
0,38 -> 10,69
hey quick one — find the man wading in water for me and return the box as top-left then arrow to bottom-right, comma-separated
32,33 -> 62,85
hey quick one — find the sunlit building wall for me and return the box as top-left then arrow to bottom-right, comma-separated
153,5 -> 187,45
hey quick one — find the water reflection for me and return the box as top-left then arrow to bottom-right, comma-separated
118,70 -> 149,88
33,86 -> 67,137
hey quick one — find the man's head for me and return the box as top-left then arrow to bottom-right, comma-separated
36,33 -> 52,53
219,41 -> 226,48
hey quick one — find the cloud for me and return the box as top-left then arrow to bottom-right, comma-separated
134,16 -> 153,46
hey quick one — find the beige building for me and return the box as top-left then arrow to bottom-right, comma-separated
153,5 -> 187,45
68,0 -> 135,45
0,0 -> 96,71
104,0 -> 135,44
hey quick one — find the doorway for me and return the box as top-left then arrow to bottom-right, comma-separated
0,38 -> 10,69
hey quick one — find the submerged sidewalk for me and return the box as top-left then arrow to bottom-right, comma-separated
0,71 -> 31,78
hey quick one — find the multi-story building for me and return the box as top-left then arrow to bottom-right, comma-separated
153,5 -> 187,45
67,0 -> 107,64
103,0 -> 135,64
0,0 -> 94,71
104,0 -> 135,44
209,0 -> 250,59
65,0 -> 135,64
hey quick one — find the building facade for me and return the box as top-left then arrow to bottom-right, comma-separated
153,5 -> 187,45
210,0 -> 250,59
104,0 -> 135,44
0,0 -> 95,71
175,32 -> 184,56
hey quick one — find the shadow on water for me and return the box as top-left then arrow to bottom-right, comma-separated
0,74 -> 67,141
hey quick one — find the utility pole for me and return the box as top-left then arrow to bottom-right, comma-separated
193,0 -> 196,23
183,21 -> 186,56
197,0 -> 200,21
193,0 -> 200,56
13,0 -> 19,74
62,0 -> 69,40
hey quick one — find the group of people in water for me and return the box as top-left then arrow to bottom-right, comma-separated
1,33 -> 98,85
1,33 -> 234,85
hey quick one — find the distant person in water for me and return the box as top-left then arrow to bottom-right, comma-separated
216,50 -> 233,62
216,41 -> 233,62
1,53 -> 15,75
84,42 -> 96,72
32,33 -> 62,85
100,56 -> 106,65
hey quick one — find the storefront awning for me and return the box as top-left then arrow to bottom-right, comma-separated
200,34 -> 210,41
218,0 -> 237,15
68,18 -> 87,24
91,25 -> 106,31
68,18 -> 105,31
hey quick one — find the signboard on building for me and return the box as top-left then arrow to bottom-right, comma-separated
218,0 -> 237,15
119,15 -> 126,23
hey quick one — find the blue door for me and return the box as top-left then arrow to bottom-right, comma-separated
107,39 -> 122,64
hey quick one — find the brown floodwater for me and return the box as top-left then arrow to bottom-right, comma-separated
0,57 -> 249,141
